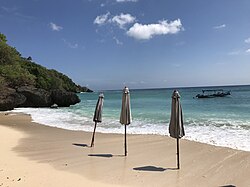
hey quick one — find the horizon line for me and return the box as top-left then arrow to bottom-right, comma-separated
89,83 -> 250,92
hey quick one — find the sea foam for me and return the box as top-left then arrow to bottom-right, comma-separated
13,107 -> 250,152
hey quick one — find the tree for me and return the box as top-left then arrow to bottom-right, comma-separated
0,43 -> 21,64
0,33 -> 91,92
0,33 -> 7,43
27,56 -> 32,61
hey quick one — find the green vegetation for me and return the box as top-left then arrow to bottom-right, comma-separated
0,33 -> 91,92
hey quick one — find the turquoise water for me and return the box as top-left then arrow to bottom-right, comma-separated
14,85 -> 250,151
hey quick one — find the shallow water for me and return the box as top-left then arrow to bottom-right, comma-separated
14,85 -> 250,151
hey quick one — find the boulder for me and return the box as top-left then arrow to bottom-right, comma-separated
50,103 -> 58,109
17,86 -> 52,107
50,89 -> 80,107
0,86 -> 81,111
0,87 -> 26,111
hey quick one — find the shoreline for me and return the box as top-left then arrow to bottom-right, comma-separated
0,112 -> 250,186
12,106 -> 250,152
9,110 -> 250,153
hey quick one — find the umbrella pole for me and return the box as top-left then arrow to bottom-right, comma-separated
177,138 -> 180,169
90,122 -> 97,147
125,125 -> 127,156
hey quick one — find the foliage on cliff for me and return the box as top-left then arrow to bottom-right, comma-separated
0,33 -> 92,92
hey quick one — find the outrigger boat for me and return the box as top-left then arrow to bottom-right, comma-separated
196,89 -> 231,98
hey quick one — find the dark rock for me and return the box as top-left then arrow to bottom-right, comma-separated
76,85 -> 93,93
0,86 -> 80,111
50,89 -> 80,107
0,87 -> 26,111
17,86 -> 52,107
86,88 -> 93,93
50,103 -> 58,109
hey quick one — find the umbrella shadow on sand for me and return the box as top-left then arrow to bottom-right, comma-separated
88,154 -> 125,158
72,143 -> 90,148
133,166 -> 178,172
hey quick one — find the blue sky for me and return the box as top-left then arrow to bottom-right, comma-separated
1,0 -> 250,90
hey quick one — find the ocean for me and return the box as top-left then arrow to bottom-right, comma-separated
13,85 -> 250,151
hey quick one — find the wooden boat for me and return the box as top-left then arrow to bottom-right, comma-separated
196,89 -> 231,98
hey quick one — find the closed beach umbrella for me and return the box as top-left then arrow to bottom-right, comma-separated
169,90 -> 185,169
120,87 -> 131,156
90,93 -> 104,147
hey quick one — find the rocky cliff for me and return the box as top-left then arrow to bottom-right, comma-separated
0,33 -> 92,111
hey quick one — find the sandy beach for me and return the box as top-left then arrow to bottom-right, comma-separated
0,112 -> 249,187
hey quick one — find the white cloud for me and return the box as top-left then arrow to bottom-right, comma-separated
246,49 -> 250,53
127,19 -> 183,40
1,6 -> 18,13
244,38 -> 250,44
69,43 -> 78,49
62,39 -> 78,49
94,12 -> 110,25
213,24 -> 226,29
1,6 -> 35,20
94,13 -> 135,29
228,50 -> 240,56
113,36 -> 123,45
49,22 -> 63,31
111,13 -> 136,29
116,0 -> 138,2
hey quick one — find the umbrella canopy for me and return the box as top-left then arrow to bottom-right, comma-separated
120,87 -> 132,125
169,90 -> 185,169
93,93 -> 104,123
169,90 -> 185,138
120,87 -> 131,156
90,93 -> 104,147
